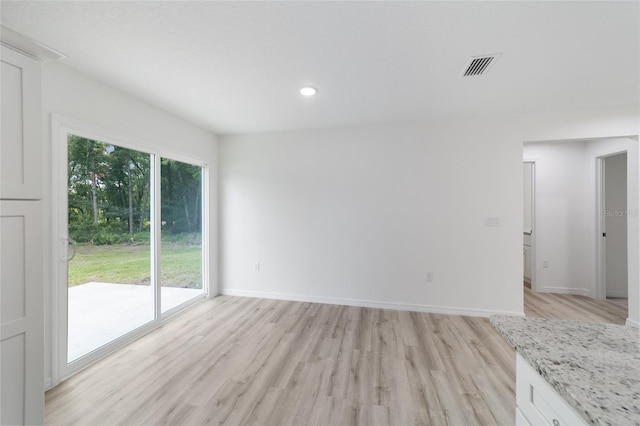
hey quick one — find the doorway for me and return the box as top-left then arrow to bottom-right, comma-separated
598,152 -> 629,308
522,137 -> 636,324
523,162 -> 535,290
66,136 -> 155,362
52,116 -> 208,385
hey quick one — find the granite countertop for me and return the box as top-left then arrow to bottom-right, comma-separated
490,315 -> 640,426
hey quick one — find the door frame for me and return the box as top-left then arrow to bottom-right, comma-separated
522,160 -> 537,292
595,151 -> 628,301
50,114 -> 209,386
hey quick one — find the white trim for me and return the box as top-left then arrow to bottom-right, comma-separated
152,155 -> 161,320
536,286 -> 592,296
1,25 -> 66,62
50,116 -> 68,387
221,288 -> 525,318
524,161 -> 537,292
626,318 -> 639,328
596,149 -> 630,301
201,166 -> 211,298
605,291 -> 628,298
595,156 -> 607,300
50,114 -> 209,168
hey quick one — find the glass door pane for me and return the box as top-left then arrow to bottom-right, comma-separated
160,158 -> 204,313
67,135 -> 154,362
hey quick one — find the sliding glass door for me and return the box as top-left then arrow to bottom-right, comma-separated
160,159 -> 204,314
56,123 -> 207,379
67,136 -> 154,362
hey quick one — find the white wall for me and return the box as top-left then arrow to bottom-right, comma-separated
219,106 -> 639,323
220,121 -> 522,316
41,62 -> 218,388
523,162 -> 533,234
605,153 -> 628,298
523,138 -> 638,301
523,141 -> 592,294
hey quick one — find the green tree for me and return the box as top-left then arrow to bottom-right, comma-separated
67,136 -> 201,244
161,159 -> 202,234
68,135 -> 108,235
67,136 -> 152,243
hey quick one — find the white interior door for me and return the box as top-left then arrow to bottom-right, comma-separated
604,153 -> 628,299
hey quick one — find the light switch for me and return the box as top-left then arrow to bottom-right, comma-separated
485,217 -> 502,227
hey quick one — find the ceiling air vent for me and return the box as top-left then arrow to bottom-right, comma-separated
460,54 -> 501,77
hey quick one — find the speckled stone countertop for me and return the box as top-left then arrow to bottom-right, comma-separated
490,316 -> 640,426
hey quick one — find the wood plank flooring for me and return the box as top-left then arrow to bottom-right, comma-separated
524,286 -> 628,324
607,297 -> 629,310
46,297 -> 516,425
46,288 -> 628,425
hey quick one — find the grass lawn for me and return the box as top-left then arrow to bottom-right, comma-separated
68,244 -> 202,288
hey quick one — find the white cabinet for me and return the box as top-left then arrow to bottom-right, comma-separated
1,201 -> 44,425
515,354 -> 586,426
0,46 -> 44,425
1,46 -> 42,200
516,406 -> 530,426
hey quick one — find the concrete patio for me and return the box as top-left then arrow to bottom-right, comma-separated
68,282 -> 202,362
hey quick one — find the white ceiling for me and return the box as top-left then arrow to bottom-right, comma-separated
1,1 -> 638,135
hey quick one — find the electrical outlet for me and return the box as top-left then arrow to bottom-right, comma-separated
255,262 -> 261,271
542,259 -> 549,269
425,272 -> 434,282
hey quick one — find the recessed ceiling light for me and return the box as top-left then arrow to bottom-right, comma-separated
300,86 -> 317,97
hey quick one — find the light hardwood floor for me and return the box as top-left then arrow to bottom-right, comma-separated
46,296 -> 516,425
45,288 -> 627,425
524,286 -> 628,324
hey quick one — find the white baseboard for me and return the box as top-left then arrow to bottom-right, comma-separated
626,318 -> 639,328
537,286 -> 591,296
523,276 -> 531,284
221,288 -> 524,318
45,377 -> 53,391
606,291 -> 628,298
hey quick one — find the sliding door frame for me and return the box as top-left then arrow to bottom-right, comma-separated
50,114 -> 209,386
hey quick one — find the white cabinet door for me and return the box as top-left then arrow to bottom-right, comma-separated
1,46 -> 42,200
0,200 -> 44,425
516,354 -> 586,426
0,45 -> 44,425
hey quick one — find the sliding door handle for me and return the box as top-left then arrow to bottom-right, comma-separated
67,238 -> 77,262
